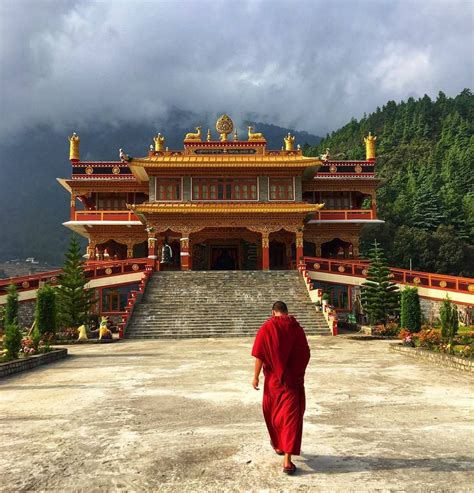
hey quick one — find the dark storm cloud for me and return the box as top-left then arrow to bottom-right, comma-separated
0,0 -> 472,140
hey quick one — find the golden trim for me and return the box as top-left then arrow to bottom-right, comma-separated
130,202 -> 324,214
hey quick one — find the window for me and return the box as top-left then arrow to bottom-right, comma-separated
192,178 -> 258,201
321,192 -> 351,209
156,178 -> 181,201
101,284 -> 140,312
95,193 -> 128,210
269,178 -> 294,201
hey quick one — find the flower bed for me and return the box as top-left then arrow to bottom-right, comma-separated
0,348 -> 68,379
390,344 -> 473,373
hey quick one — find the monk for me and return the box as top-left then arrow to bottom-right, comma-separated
252,301 -> 310,475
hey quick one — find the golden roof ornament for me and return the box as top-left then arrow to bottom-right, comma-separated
185,126 -> 202,141
153,133 -> 165,151
284,132 -> 295,151
68,132 -> 80,161
233,129 -> 238,141
364,132 -> 377,160
248,126 -> 265,141
216,114 -> 233,142
207,129 -> 212,141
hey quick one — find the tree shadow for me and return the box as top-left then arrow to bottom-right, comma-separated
298,454 -> 474,475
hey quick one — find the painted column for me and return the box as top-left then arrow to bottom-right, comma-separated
87,239 -> 96,260
371,193 -> 377,219
156,238 -> 163,271
296,231 -> 304,267
147,233 -> 157,269
70,193 -> 76,220
126,241 -> 134,259
262,232 -> 270,271
180,237 -> 190,270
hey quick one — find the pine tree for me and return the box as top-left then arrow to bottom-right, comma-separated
3,320 -> 22,361
411,181 -> 444,231
400,287 -> 421,333
4,284 -> 19,325
440,296 -> 459,341
57,236 -> 95,327
361,240 -> 399,325
35,284 -> 58,336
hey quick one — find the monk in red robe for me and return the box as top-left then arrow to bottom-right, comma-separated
252,301 -> 310,475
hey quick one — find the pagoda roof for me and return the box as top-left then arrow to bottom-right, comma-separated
129,202 -> 324,215
128,152 -> 321,181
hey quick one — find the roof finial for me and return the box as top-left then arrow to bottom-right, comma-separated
68,132 -> 80,161
364,132 -> 377,161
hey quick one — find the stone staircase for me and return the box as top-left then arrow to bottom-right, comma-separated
126,271 -> 331,339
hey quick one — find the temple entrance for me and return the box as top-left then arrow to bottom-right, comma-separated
211,247 -> 238,270
269,240 -> 287,270
322,238 -> 353,259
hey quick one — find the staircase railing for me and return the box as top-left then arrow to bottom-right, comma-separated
118,266 -> 153,338
298,261 -> 338,335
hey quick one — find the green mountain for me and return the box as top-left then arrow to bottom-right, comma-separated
306,89 -> 474,277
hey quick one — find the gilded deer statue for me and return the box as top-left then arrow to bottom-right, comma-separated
248,126 -> 265,141
185,126 -> 202,141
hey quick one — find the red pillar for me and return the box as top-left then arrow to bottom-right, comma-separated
147,234 -> 157,270
180,237 -> 190,270
262,233 -> 270,271
70,193 -> 76,220
296,231 -> 304,268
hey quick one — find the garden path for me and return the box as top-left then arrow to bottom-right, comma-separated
0,337 -> 473,492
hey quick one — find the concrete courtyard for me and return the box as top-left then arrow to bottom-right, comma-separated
0,336 -> 473,492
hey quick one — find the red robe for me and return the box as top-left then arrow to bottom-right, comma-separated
252,315 -> 310,455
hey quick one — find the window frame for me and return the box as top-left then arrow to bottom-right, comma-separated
155,177 -> 183,202
191,177 -> 259,201
268,177 -> 296,201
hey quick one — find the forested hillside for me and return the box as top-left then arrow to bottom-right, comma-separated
306,89 -> 474,277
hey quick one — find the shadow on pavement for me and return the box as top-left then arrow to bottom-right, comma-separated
299,455 -> 474,474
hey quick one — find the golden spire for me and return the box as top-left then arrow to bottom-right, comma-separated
233,129 -> 238,141
364,132 -> 377,160
284,132 -> 295,151
153,133 -> 165,151
207,129 -> 212,142
68,132 -> 80,161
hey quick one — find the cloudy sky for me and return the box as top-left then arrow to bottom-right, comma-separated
0,0 -> 472,141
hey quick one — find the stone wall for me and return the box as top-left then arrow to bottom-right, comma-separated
390,344 -> 473,373
0,349 -> 68,379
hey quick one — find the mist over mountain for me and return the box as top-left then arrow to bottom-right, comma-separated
0,117 -> 321,264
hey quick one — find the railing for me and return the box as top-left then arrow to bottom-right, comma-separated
302,257 -> 474,294
73,210 -> 139,222
310,209 -> 376,221
118,266 -> 153,338
0,258 -> 149,296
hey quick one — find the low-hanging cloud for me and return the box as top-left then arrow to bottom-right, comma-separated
0,0 -> 472,142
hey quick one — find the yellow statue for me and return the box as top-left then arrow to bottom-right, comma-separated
364,132 -> 377,160
153,133 -> 165,151
284,132 -> 295,151
77,324 -> 88,341
320,148 -> 330,161
99,316 -> 113,340
69,132 -> 80,160
248,126 -> 265,141
185,126 -> 202,141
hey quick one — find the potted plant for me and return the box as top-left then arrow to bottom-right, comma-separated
321,293 -> 330,308
315,300 -> 322,312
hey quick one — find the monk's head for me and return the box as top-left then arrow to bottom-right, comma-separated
272,301 -> 288,317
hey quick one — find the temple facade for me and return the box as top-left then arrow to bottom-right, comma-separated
59,116 -> 382,275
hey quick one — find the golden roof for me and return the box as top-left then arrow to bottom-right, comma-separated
130,202 -> 324,214
130,154 -> 321,169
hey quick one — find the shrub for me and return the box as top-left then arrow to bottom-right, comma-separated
417,328 -> 442,349
373,322 -> 400,337
400,287 -> 421,333
3,320 -> 22,360
35,284 -> 57,336
440,296 -> 459,341
4,284 -> 18,325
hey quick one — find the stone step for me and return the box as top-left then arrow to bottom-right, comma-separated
126,270 -> 331,339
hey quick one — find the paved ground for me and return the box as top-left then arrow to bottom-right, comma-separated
0,336 -> 473,492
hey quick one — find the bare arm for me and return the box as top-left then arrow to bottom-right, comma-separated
252,358 -> 263,390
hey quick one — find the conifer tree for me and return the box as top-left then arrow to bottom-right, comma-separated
440,296 -> 459,341
35,284 -> 58,335
4,284 -> 19,325
361,240 -> 399,325
57,235 -> 95,327
400,287 -> 421,333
